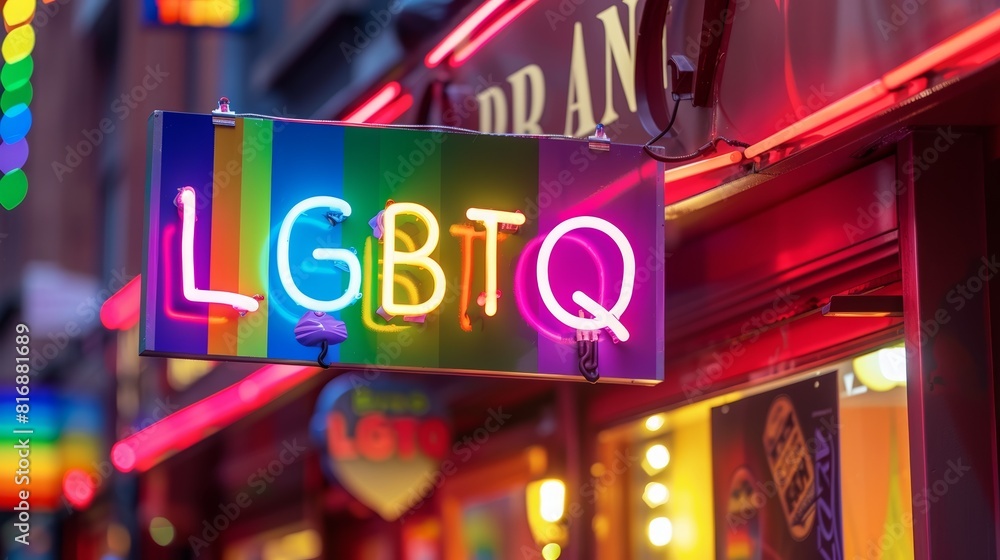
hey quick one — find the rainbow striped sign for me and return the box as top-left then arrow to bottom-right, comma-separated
142,112 -> 664,383
143,0 -> 255,28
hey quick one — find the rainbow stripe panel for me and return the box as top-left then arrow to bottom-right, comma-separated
143,0 -> 255,28
0,390 -> 103,511
142,112 -> 665,384
0,0 -> 38,210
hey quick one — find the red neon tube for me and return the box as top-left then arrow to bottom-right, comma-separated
450,0 -> 540,66
883,9 -> 1000,89
370,93 -> 414,124
747,8 -> 1000,159
743,80 -> 888,159
663,151 -> 744,184
425,0 -> 508,68
343,82 -> 403,123
111,364 -> 319,472
100,275 -> 142,330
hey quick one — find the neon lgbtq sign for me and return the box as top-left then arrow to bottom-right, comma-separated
142,112 -> 664,383
179,190 -> 633,339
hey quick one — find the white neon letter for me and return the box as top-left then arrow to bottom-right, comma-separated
277,196 -> 362,312
176,187 -> 260,313
536,216 -> 635,341
382,203 -> 446,316
466,208 -> 526,316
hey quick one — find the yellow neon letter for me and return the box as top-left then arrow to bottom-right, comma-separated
466,208 -> 525,316
382,203 -> 446,316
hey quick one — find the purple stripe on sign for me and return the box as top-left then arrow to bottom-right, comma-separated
153,112 -> 215,355
534,139 -> 663,380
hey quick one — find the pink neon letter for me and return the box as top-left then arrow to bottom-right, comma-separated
175,187 -> 259,313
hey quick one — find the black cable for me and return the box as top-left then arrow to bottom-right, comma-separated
643,100 -> 750,163
714,136 -> 751,148
642,97 -> 681,159
317,340 -> 331,368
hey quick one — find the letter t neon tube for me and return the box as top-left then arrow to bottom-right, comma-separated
466,208 -> 525,316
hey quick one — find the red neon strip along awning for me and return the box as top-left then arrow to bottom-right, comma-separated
112,364 -> 319,472
100,275 -> 141,330
674,8 -> 1000,182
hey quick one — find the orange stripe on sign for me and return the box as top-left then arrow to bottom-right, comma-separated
207,120 -> 244,355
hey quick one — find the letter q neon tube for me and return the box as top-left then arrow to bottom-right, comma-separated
177,187 -> 260,313
382,203 -> 447,316
277,196 -> 362,313
536,216 -> 635,341
466,207 -> 525,316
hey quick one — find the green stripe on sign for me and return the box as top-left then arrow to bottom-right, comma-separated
237,118 -> 273,356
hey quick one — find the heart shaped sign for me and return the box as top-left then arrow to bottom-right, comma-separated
310,373 -> 451,521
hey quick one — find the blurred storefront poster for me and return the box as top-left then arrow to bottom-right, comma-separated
712,373 -> 842,560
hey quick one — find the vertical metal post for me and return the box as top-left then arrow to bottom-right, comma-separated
988,129 -> 1000,560
897,128 -> 999,558
557,384 -> 585,560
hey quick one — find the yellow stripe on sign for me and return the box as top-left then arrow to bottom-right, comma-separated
2,26 -> 35,64
207,120 -> 244,356
3,0 -> 35,28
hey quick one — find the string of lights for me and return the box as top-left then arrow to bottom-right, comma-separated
0,0 -> 37,210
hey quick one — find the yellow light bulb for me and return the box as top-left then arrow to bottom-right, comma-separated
2,25 -> 34,64
645,444 -> 669,470
3,0 -> 35,28
149,517 -> 175,547
648,517 -> 673,547
539,479 -> 566,522
644,414 -> 665,431
852,344 -> 906,392
642,482 -> 669,507
541,543 -> 562,560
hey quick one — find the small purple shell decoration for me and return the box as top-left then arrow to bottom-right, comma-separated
295,311 -> 348,347
369,210 -> 385,239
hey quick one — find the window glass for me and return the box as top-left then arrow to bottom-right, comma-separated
594,346 -> 912,560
